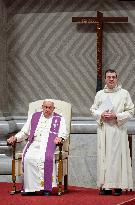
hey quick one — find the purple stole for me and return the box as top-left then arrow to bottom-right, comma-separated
22,112 -> 61,191
44,113 -> 61,191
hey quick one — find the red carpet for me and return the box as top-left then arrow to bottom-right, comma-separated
0,183 -> 135,205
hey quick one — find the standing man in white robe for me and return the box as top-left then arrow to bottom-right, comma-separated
90,69 -> 134,196
7,100 -> 68,196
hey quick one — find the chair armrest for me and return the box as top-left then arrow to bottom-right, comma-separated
7,133 -> 18,161
56,141 -> 63,152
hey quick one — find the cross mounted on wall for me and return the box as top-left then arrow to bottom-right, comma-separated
72,11 -> 128,92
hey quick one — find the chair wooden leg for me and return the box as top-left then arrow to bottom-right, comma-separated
57,143 -> 63,196
11,144 -> 21,195
11,156 -> 17,195
57,159 -> 63,196
63,158 -> 68,192
10,181 -> 17,195
64,175 -> 68,192
10,181 -> 21,195
125,189 -> 132,194
10,160 -> 21,195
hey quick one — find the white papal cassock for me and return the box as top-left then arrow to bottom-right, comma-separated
15,112 -> 67,192
90,85 -> 134,190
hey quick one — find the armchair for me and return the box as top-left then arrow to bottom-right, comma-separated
10,99 -> 71,196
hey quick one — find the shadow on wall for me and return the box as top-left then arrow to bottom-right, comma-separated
4,0 -> 135,14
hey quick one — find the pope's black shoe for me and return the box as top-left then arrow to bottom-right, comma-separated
99,189 -> 112,195
113,189 -> 122,196
21,191 -> 35,196
43,190 -> 52,196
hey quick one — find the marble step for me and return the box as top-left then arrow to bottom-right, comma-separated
0,141 -> 12,155
0,141 -> 8,146
0,155 -> 12,174
0,175 -> 12,182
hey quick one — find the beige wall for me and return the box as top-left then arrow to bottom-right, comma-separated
0,0 -> 7,116
0,0 -> 135,116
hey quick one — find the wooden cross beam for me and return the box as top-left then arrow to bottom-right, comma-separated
72,11 -> 128,92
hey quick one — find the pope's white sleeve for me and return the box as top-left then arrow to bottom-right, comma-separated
58,117 -> 68,139
15,114 -> 32,142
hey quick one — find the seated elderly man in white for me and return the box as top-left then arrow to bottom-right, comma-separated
7,100 -> 68,196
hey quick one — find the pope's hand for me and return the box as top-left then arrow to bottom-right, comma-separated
7,136 -> 17,146
54,137 -> 62,144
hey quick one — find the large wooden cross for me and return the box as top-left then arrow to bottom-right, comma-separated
72,11 -> 128,92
